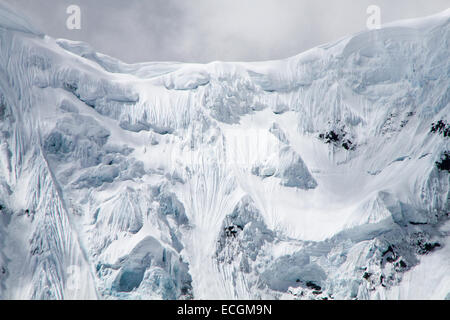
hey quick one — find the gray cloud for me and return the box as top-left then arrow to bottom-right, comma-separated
2,0 -> 449,63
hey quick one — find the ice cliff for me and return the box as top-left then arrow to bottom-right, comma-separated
0,4 -> 449,299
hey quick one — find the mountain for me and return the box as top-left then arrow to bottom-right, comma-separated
0,3 -> 449,299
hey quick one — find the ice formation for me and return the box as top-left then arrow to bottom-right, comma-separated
0,5 -> 449,299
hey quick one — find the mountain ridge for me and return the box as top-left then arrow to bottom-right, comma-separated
0,5 -> 448,299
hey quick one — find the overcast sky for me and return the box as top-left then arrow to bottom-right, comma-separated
2,0 -> 449,63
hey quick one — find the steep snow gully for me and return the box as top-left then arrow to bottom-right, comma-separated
0,4 -> 449,300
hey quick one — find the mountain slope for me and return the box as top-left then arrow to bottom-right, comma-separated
0,5 -> 449,299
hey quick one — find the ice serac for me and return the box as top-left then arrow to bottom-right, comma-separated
0,6 -> 449,300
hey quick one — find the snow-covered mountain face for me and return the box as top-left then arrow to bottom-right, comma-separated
0,4 -> 449,300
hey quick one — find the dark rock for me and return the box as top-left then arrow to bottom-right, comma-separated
318,126 -> 356,151
363,272 -> 372,280
306,281 -> 322,291
436,151 -> 449,172
312,290 -> 322,295
417,241 -> 441,255
430,120 -> 449,138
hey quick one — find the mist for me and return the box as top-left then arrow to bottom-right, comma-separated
3,0 -> 449,63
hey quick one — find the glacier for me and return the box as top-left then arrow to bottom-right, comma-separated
0,4 -> 449,300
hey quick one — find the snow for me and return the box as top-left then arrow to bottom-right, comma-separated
381,221 -> 450,299
0,5 -> 449,300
